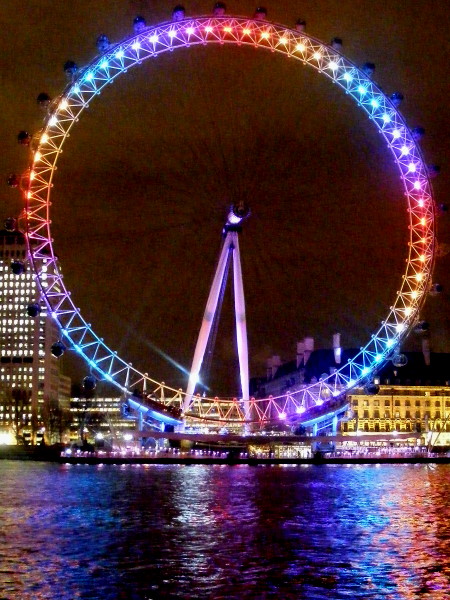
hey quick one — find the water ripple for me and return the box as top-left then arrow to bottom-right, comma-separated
0,462 -> 450,599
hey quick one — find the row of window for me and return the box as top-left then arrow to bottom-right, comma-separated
355,399 -> 450,407
354,410 -> 446,419
344,422 -> 450,433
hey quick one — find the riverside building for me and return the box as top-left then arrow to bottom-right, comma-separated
253,337 -> 450,448
70,395 -> 135,446
0,224 -> 70,445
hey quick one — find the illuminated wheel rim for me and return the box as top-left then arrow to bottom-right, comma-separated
24,15 -> 436,421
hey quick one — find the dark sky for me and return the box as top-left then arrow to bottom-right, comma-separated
1,1 -> 449,396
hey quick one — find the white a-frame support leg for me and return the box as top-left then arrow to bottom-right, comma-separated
232,233 -> 250,419
183,230 -> 249,417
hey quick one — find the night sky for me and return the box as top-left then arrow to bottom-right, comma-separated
1,1 -> 449,396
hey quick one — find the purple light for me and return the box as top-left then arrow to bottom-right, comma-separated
279,411 -> 287,420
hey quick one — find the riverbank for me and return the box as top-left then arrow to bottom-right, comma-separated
2,446 -> 450,465
58,455 -> 450,465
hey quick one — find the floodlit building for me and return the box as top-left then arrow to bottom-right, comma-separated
0,225 -> 70,444
253,338 -> 450,447
70,396 -> 136,446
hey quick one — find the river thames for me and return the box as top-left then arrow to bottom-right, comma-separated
1,461 -> 449,599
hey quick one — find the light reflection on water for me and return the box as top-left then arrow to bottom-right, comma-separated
0,462 -> 450,599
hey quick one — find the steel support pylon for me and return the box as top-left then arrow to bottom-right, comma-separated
183,229 -> 250,419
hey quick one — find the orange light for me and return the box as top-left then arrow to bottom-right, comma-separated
279,37 -> 288,44
420,218 -> 426,226
411,291 -> 418,299
261,31 -> 270,39
313,51 -> 322,60
243,28 -> 251,35
34,151 -> 42,162
29,172 -> 35,181
415,273 -> 423,282
419,254 -> 425,262
41,133 -> 49,144
296,43 -> 306,52
223,26 -> 232,33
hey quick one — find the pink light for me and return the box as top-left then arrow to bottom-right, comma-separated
414,181 -> 421,190
186,27 -> 195,35
205,26 -> 213,33
279,411 -> 287,420
418,199 -> 424,207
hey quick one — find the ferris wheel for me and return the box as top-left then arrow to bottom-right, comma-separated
18,5 -> 437,428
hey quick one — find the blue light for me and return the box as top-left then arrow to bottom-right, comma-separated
362,367 -> 370,375
115,49 -> 124,58
375,354 -> 382,363
74,345 -> 82,353
100,60 -> 108,69
61,329 -> 68,336
105,374 -> 113,382
371,99 -> 379,108
85,72 -> 94,81
51,311 -> 58,319
348,379 -> 355,387
72,85 -> 80,94
358,86 -> 367,95
382,113 -> 391,123
386,339 -> 395,348
89,360 -> 96,368
343,72 -> 353,82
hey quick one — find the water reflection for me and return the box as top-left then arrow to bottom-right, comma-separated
0,462 -> 450,599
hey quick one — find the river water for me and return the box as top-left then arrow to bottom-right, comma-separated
0,462 -> 449,599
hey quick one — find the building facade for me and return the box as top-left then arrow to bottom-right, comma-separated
0,225 -> 70,444
346,385 -> 450,447
253,340 -> 450,446
70,396 -> 136,446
